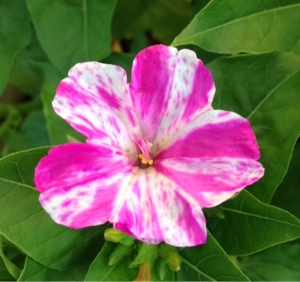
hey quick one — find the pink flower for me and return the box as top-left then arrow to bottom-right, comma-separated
34,45 -> 264,247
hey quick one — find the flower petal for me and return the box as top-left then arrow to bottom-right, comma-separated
155,157 -> 264,208
68,62 -> 140,134
129,45 -> 215,152
113,168 -> 207,247
35,143 -> 138,228
54,77 -> 135,155
156,110 -> 261,160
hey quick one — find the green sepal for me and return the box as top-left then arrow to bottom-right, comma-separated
130,243 -> 158,268
108,244 -> 133,266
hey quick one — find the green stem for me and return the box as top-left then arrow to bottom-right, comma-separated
0,97 -> 42,119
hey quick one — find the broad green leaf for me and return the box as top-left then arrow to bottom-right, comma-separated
0,147 -> 106,269
208,52 -> 300,202
41,65 -> 85,145
0,0 -> 30,95
173,0 -> 300,56
271,141 -> 300,219
208,190 -> 300,256
85,242 -> 138,281
239,243 -> 300,281
26,0 -> 118,74
19,257 -> 88,281
176,232 -> 249,281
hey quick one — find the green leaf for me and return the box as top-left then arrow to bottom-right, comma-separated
208,190 -> 300,256
239,243 -> 300,281
0,236 -> 21,280
208,51 -> 300,202
176,232 -> 249,281
0,257 -> 14,281
173,0 -> 300,56
19,257 -> 89,281
85,242 -> 138,281
26,0 -> 118,74
271,141 -> 300,219
130,243 -> 158,268
0,147 -> 106,270
0,0 -> 30,95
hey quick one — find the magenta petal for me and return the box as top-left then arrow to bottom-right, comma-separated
113,168 -> 207,247
68,62 -> 140,133
129,45 -> 215,152
54,77 -> 135,155
156,110 -> 260,160
155,158 -> 264,208
35,143 -> 137,228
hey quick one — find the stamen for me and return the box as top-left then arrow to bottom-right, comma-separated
135,136 -> 154,168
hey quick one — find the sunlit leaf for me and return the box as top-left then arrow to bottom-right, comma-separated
173,0 -> 300,55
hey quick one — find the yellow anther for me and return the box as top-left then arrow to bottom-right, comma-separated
148,159 -> 153,166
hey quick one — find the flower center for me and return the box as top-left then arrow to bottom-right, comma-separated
134,135 -> 154,169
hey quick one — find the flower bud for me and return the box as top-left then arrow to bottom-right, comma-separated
104,228 -> 134,246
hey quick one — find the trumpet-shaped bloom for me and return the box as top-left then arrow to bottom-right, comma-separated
35,45 -> 264,247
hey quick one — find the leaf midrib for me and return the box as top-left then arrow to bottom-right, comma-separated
222,207 -> 300,229
173,2 -> 300,44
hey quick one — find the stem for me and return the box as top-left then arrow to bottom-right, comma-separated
0,97 -> 42,119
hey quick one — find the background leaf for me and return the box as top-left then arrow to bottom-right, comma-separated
0,0 -> 30,95
173,0 -> 300,55
26,0 -> 118,74
208,190 -> 300,256
271,140 -> 300,219
176,232 -> 249,281
208,51 -> 300,202
112,0 -> 191,44
0,147 -> 106,270
239,243 -> 300,281
19,256 -> 89,281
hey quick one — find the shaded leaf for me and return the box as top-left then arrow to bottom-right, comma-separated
22,110 -> 50,149
208,51 -> 300,202
26,0 -> 118,74
19,257 -> 88,281
173,0 -> 300,55
0,147 -> 106,269
0,0 -> 30,95
112,0 -> 191,44
208,190 -> 300,256
271,141 -> 300,218
176,232 -> 248,281
239,243 -> 300,281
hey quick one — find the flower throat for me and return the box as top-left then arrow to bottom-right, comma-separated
134,136 -> 154,169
